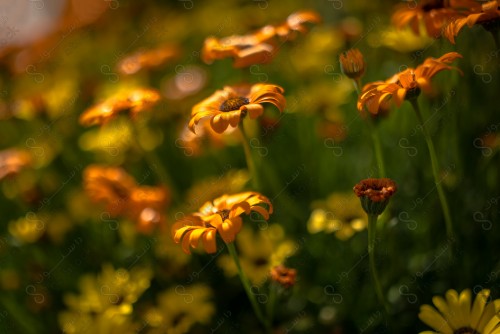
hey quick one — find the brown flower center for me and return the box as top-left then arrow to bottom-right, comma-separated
253,257 -> 269,267
219,97 -> 249,112
218,209 -> 230,221
454,327 -> 480,334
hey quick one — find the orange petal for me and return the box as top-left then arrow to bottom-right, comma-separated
202,229 -> 217,253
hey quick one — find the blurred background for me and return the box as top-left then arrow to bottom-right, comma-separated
0,0 -> 499,333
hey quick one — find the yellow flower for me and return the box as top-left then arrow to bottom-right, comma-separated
418,288 -> 500,334
59,265 -> 153,334
8,214 -> 45,244
358,52 -> 462,115
189,84 -> 286,134
142,284 -> 215,334
307,192 -> 367,241
217,224 -> 297,285
172,192 -> 273,254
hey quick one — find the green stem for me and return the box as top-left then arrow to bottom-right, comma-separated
368,214 -> 388,312
410,100 -> 454,240
352,78 -> 386,177
267,282 -> 277,326
353,78 -> 362,95
226,242 -> 271,333
238,125 -> 260,190
367,118 -> 386,178
131,122 -> 179,202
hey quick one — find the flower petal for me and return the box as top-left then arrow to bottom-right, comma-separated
419,304 -> 453,334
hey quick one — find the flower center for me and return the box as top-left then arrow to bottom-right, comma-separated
218,209 -> 230,221
219,97 -> 249,112
454,327 -> 480,334
397,71 -> 420,100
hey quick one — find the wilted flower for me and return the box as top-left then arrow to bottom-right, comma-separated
79,88 -> 161,127
189,84 -> 286,134
353,178 -> 397,215
418,288 -> 500,334
202,10 -> 320,68
172,192 -> 273,254
357,52 -> 462,115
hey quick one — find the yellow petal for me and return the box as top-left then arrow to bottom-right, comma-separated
471,289 -> 490,329
478,302 -> 497,332
419,304 -> 453,334
433,295 -> 460,329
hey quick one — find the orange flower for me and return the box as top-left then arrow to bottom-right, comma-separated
354,178 -> 397,215
444,0 -> 500,44
391,0 -> 472,38
79,88 -> 161,126
83,165 -> 137,216
83,165 -> 168,234
339,48 -> 366,80
117,45 -> 180,75
0,149 -> 32,180
270,265 -> 297,288
202,34 -> 276,69
357,52 -> 462,115
189,84 -> 286,134
172,192 -> 273,254
273,10 -> 322,40
353,178 -> 397,203
201,10 -> 320,68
